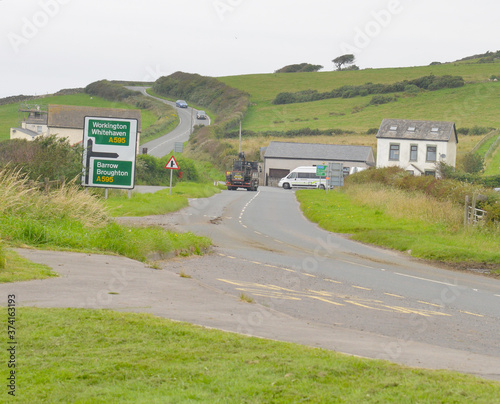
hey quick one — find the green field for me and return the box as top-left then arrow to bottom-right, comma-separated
0,93 -> 157,142
14,307 -> 500,403
219,61 -> 500,134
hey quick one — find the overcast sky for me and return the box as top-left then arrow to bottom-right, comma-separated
1,0 -> 498,99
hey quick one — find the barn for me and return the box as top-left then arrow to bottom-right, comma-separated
263,141 -> 375,186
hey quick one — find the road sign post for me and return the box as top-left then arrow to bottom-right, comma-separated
326,163 -> 344,192
316,165 -> 326,189
82,117 -> 138,190
165,156 -> 180,195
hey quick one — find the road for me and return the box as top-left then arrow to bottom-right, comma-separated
126,86 -> 210,158
143,186 -> 500,364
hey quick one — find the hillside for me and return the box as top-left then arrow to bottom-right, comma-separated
219,61 -> 500,134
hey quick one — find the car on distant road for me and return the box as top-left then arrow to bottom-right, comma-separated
176,100 -> 188,108
196,110 -> 207,119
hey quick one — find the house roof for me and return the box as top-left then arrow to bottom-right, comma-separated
11,127 -> 39,138
47,105 -> 141,131
376,119 -> 457,143
264,141 -> 375,164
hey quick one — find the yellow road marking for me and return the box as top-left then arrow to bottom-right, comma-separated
459,310 -> 484,318
352,285 -> 371,291
384,293 -> 403,298
324,279 -> 342,284
309,296 -> 344,306
304,273 -> 317,278
418,300 -> 442,308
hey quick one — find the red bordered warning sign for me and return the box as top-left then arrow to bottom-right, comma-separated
165,156 -> 179,170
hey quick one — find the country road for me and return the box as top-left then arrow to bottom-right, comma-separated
126,86 -> 209,157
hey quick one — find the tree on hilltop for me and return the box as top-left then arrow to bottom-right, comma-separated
332,54 -> 355,71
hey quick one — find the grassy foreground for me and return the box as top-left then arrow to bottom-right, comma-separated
11,307 -> 499,403
297,186 -> 500,267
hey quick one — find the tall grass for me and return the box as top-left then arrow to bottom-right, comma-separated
0,239 -> 5,269
0,167 -> 210,262
346,183 -> 463,231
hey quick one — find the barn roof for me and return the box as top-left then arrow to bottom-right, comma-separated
264,141 -> 374,164
376,119 -> 457,143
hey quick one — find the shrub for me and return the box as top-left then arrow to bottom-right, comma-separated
0,136 -> 83,181
275,63 -> 323,73
136,154 -> 200,186
85,80 -> 136,101
461,152 -> 484,174
368,95 -> 395,105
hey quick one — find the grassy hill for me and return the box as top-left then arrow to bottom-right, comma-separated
219,61 -> 500,133
0,93 -> 158,142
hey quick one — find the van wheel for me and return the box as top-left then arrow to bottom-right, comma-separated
318,184 -> 325,190
283,183 -> 291,190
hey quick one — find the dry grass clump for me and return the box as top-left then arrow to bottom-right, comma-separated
346,183 -> 463,229
0,167 -> 109,228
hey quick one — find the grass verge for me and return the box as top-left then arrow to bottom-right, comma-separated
0,249 -> 57,282
297,187 -> 500,266
105,182 -> 221,217
14,307 -> 500,403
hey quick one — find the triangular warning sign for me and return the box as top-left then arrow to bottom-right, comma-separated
165,156 -> 179,170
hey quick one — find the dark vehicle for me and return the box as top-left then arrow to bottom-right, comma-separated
176,100 -> 188,108
226,152 -> 259,191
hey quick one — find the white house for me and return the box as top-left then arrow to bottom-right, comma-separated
376,119 -> 458,177
10,104 -> 141,146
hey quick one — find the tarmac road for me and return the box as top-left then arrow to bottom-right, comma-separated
4,186 -> 500,381
126,86 -> 210,158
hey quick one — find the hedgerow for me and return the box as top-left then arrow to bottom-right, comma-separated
272,75 -> 465,105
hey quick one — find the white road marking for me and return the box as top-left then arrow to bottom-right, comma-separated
394,272 -> 457,287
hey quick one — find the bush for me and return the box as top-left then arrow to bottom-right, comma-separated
0,136 -> 83,181
136,154 -> 200,186
368,95 -> 395,105
461,152 -> 484,174
275,63 -> 323,73
85,80 -> 136,101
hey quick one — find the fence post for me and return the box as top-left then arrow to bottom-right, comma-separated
464,195 -> 469,227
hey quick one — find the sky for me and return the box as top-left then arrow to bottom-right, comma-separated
1,0 -> 499,99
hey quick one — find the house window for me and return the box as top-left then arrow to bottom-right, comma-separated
408,126 -> 416,132
426,146 -> 437,162
389,125 -> 398,131
424,170 -> 436,177
389,144 -> 400,161
410,145 -> 418,161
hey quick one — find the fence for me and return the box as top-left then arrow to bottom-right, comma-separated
464,194 -> 488,226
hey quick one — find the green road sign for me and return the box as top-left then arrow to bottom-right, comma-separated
82,117 -> 138,189
316,165 -> 326,177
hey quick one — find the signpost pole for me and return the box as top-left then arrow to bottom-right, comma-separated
169,169 -> 173,195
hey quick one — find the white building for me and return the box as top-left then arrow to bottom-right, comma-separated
376,119 -> 458,177
10,104 -> 141,146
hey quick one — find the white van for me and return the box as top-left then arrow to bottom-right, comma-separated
278,166 -> 326,189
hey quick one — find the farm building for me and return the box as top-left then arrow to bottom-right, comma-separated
10,104 -> 141,146
376,118 -> 457,177
263,141 -> 375,186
